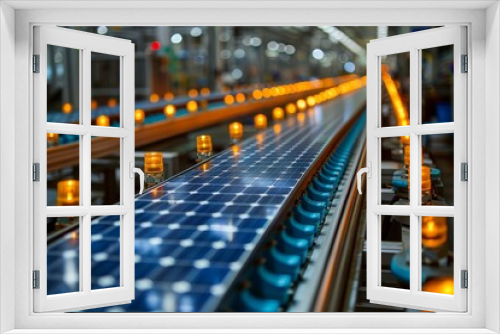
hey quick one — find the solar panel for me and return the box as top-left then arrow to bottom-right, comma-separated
46,89 -> 366,312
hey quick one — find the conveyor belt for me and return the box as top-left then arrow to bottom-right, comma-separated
46,88 -> 366,312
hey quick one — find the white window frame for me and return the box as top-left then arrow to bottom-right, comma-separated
33,26 -> 136,313
365,26 -> 467,312
0,2 -> 498,333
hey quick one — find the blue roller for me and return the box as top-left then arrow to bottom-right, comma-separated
266,246 -> 301,280
293,204 -> 321,227
238,289 -> 280,312
285,216 -> 316,245
307,184 -> 330,204
312,177 -> 335,194
430,168 -> 440,181
300,194 -> 326,219
317,170 -> 339,189
277,230 -> 309,263
253,265 -> 292,304
325,160 -> 345,173
321,166 -> 342,179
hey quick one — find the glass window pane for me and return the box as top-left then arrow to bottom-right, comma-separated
47,134 -> 80,206
380,215 -> 410,290
420,216 -> 454,295
91,137 -> 121,205
47,216 -> 80,295
421,134 -> 454,206
91,215 -> 121,290
47,45 -> 80,124
381,52 -> 410,127
421,45 -> 454,124
381,137 -> 410,205
91,52 -> 121,127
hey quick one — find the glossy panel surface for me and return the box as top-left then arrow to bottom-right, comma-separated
47,89 -> 365,312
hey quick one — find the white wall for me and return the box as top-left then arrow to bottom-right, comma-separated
485,2 -> 500,333
0,2 -> 16,333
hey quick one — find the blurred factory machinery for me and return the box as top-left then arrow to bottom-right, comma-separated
45,26 -> 454,312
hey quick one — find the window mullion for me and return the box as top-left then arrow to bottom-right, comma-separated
81,48 -> 92,294
408,47 -> 419,294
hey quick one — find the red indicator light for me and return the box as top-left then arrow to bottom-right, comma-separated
150,41 -> 161,51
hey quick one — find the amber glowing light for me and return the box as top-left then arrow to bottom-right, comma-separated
286,103 -> 297,115
421,216 -> 448,248
91,100 -> 98,110
423,277 -> 454,295
235,93 -> 246,104
297,112 -> 306,125
254,114 -> 268,130
252,90 -> 263,100
47,133 -> 59,146
262,88 -> 271,98
296,99 -> 307,111
224,95 -> 235,106
272,107 -> 285,121
187,100 -> 198,113
232,145 -> 241,156
150,93 -> 160,103
188,89 -> 198,98
164,92 -> 174,101
57,180 -> 79,206
62,103 -> 73,114
107,98 -> 118,108
382,69 -> 409,128
135,109 -> 145,125
164,104 -> 176,119
197,135 -> 213,156
200,87 -> 211,96
144,152 -> 164,174
96,115 -> 110,127
273,124 -> 282,135
151,187 -> 161,198
306,96 -> 316,107
229,122 -> 244,140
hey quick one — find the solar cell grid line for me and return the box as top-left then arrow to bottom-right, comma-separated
46,88 -> 366,312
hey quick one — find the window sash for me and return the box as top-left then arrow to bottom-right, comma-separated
366,26 -> 467,312
33,26 -> 136,313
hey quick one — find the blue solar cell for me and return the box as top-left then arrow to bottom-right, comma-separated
237,218 -> 268,229
243,187 -> 270,195
135,200 -> 152,209
196,185 -> 225,193
248,205 -> 279,218
258,195 -> 286,205
221,205 -> 251,215
266,187 -> 290,195
176,246 -> 213,261
219,186 -> 246,194
155,265 -> 194,283
184,193 -> 213,202
232,194 -> 261,204
190,267 -> 230,285
211,248 -> 245,263
195,204 -> 225,214
47,90 -> 366,312
150,213 -> 186,225
158,192 -> 192,201
209,193 -> 238,203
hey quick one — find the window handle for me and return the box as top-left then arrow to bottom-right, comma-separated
356,162 -> 371,195
129,162 -> 145,195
